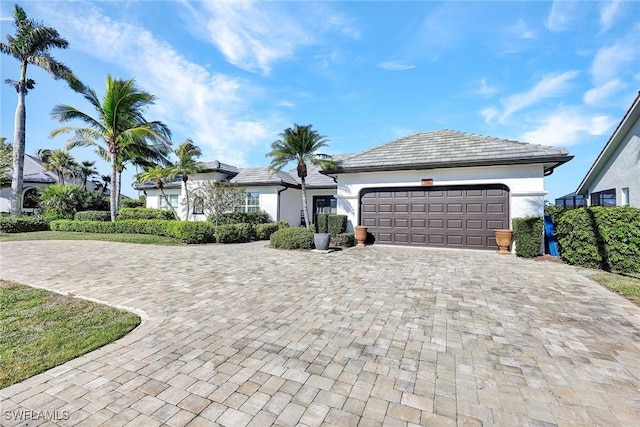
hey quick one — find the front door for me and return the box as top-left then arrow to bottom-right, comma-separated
314,196 -> 337,214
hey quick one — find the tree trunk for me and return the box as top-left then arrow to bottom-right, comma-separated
301,178 -> 310,230
116,169 -> 122,215
10,79 -> 27,217
182,176 -> 189,221
110,151 -> 117,221
160,188 -> 179,220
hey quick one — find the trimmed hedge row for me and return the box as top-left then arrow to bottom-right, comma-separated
256,221 -> 289,240
117,207 -> 174,221
74,211 -> 111,222
270,227 -> 315,249
512,216 -> 543,258
51,219 -> 217,244
556,207 -> 640,273
0,216 -> 51,233
333,233 -> 355,248
209,211 -> 271,225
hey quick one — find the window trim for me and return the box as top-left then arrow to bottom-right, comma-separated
590,189 -> 616,207
159,194 -> 179,210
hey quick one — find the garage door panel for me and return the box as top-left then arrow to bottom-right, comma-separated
360,185 -> 509,250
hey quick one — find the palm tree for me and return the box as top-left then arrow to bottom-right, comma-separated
266,124 -> 335,230
41,148 -> 77,185
95,174 -> 111,195
78,160 -> 98,190
50,75 -> 171,221
173,139 -> 202,220
137,165 -> 178,220
1,4 -> 81,216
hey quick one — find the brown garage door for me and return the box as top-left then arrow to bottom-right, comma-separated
360,185 -> 509,249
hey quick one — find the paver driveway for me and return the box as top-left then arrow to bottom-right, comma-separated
1,240 -> 639,427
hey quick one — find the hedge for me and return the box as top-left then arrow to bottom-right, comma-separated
215,223 -> 253,243
556,207 -> 640,273
117,207 -> 174,221
120,197 -> 146,209
255,221 -> 289,240
74,211 -> 111,222
270,227 -> 314,249
209,211 -> 270,225
333,232 -> 355,248
315,214 -> 348,237
0,216 -> 51,233
50,219 -> 217,244
512,216 -> 543,258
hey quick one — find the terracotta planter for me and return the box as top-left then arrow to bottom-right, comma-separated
494,229 -> 513,254
355,226 -> 368,247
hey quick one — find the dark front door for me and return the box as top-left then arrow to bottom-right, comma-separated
314,195 -> 337,214
360,184 -> 509,249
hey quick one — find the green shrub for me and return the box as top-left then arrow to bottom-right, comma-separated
74,211 -> 111,222
51,220 -> 116,233
167,221 -> 216,244
215,223 -> 253,243
556,207 -> 640,273
0,216 -> 51,233
314,213 -> 329,233
117,207 -> 174,221
209,211 -> 271,226
255,221 -> 289,240
40,184 -> 93,219
328,215 -> 348,237
270,227 -> 314,249
512,216 -> 543,258
544,204 -> 566,226
333,232 -> 355,248
120,197 -> 146,209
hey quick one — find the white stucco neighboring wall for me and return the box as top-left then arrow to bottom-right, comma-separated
334,164 -> 547,231
586,120 -> 640,207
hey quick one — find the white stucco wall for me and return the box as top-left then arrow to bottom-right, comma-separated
334,164 -> 547,231
587,120 -> 640,207
1,184 -> 50,214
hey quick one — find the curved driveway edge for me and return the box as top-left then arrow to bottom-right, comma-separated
1,240 -> 639,426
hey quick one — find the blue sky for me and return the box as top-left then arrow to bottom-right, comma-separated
1,0 -> 639,199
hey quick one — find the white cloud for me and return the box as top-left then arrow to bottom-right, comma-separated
522,110 -> 615,146
583,79 -> 625,105
590,42 -> 638,84
499,71 -> 580,120
36,2 -> 278,167
545,0 -> 577,32
511,19 -> 536,39
476,78 -> 499,97
378,61 -> 416,71
599,1 -> 621,33
479,107 -> 499,125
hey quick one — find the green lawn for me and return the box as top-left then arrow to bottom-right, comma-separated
591,272 -> 640,306
0,281 -> 141,388
0,231 -> 183,245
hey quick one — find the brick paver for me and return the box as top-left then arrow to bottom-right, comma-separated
1,240 -> 639,426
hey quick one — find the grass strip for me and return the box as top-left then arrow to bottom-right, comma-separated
0,231 -> 183,245
591,272 -> 640,306
0,281 -> 141,388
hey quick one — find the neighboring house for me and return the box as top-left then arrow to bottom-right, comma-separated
324,130 -> 572,250
576,92 -> 640,207
137,129 -> 572,250
0,154 -> 57,214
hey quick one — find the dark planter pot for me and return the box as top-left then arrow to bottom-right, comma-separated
314,233 -> 331,250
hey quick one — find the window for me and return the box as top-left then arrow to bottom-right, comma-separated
621,188 -> 630,207
23,188 -> 41,209
245,192 -> 260,212
590,189 -> 616,207
314,196 -> 337,214
193,197 -> 204,215
159,194 -> 179,210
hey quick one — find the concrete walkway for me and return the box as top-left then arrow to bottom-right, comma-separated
1,240 -> 639,427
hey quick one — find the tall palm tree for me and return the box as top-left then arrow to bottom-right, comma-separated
267,124 -> 335,230
1,4 -> 81,216
50,75 -> 171,221
137,165 -> 178,220
78,160 -> 98,190
173,139 -> 202,220
41,148 -> 77,185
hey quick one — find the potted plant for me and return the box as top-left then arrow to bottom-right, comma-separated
494,229 -> 513,254
314,213 -> 331,250
355,225 -> 368,247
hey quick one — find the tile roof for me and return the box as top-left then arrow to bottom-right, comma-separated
288,154 -> 351,188
327,130 -> 572,173
231,167 -> 298,187
199,160 -> 239,175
